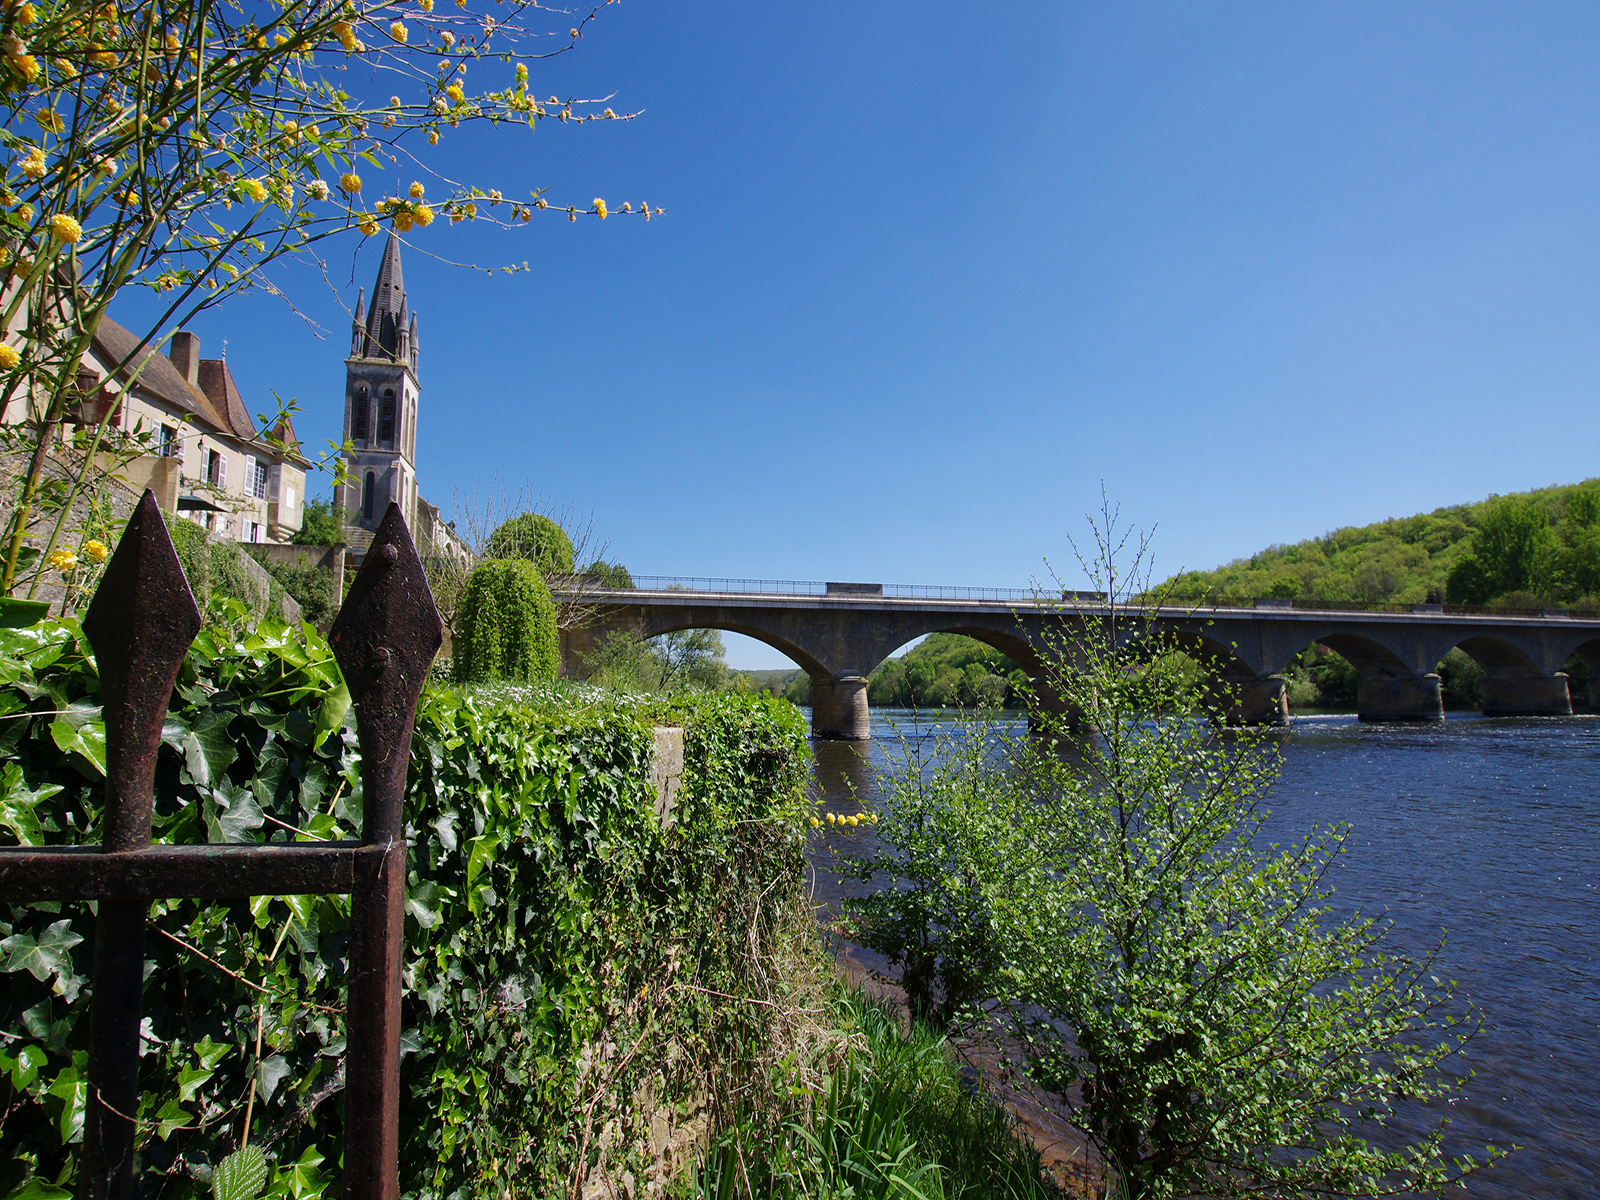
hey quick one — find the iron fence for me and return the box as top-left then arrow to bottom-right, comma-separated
0,492 -> 443,1200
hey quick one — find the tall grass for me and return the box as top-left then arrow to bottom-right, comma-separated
678,991 -> 1063,1200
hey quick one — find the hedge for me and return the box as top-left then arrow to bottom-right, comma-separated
451,559 -> 560,685
0,606 -> 812,1199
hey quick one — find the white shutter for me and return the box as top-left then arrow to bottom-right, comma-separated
218,455 -> 228,490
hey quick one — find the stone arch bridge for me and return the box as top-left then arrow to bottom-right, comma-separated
554,579 -> 1600,740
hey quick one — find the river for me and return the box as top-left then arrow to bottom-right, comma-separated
802,708 -> 1600,1198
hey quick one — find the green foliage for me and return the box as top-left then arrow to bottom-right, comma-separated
484,513 -> 575,575
842,710 -> 1009,1029
0,611 -> 814,1199
582,561 -> 635,588
260,555 -> 337,627
855,517 -> 1499,1199
290,499 -> 344,547
1166,476 -> 1600,608
452,558 -> 559,684
212,1146 -> 268,1200
869,634 -> 1026,709
164,514 -> 285,617
684,990 -> 1062,1200
585,626 -> 730,694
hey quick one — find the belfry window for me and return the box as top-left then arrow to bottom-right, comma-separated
352,387 -> 369,440
362,470 -> 375,519
379,389 -> 395,443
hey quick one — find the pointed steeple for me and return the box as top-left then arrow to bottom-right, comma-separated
408,311 -> 419,369
361,230 -> 409,360
350,287 -> 366,356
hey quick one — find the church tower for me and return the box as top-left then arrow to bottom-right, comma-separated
335,231 -> 422,549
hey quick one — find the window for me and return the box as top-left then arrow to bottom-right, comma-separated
352,387 -> 369,440
250,458 -> 269,500
206,449 -> 224,487
379,389 -> 395,443
285,485 -> 297,509
159,425 -> 178,457
362,470 -> 375,519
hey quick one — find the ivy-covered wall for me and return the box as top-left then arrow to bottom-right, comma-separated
0,608 -> 813,1199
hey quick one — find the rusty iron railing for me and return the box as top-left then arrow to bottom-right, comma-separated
0,491 -> 443,1200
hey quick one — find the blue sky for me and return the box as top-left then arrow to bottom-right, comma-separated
118,2 -> 1600,668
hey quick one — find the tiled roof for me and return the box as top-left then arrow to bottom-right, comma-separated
91,315 -> 229,431
197,359 -> 256,440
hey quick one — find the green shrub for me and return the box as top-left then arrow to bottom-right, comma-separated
0,611 -> 812,1199
452,558 -> 559,684
165,513 -> 286,615
583,560 -> 634,588
291,497 -> 344,545
484,512 -> 574,574
262,553 -> 338,626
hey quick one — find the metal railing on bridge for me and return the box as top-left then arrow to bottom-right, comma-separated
556,576 -> 1600,621
617,576 -> 1050,602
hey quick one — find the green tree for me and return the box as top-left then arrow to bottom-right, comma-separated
262,553 -> 338,626
583,625 -> 728,693
1467,496 -> 1549,598
452,559 -> 559,685
485,513 -> 576,575
582,560 -> 634,588
858,505 -> 1499,1199
292,498 -> 344,546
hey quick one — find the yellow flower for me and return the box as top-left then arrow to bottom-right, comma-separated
49,213 -> 81,243
419,0 -> 433,10
83,539 -> 108,563
428,129 -> 439,145
413,203 -> 434,226
15,4 -> 36,24
593,197 -> 607,220
825,812 -> 837,825
445,82 -> 463,104
18,146 -> 45,180
340,172 -> 361,194
15,201 -> 32,223
409,181 -> 425,198
88,50 -> 116,69
334,21 -> 356,51
463,201 -> 475,218
603,107 -> 615,119
389,21 -> 408,43
48,548 -> 77,571
274,33 -> 289,46
622,201 -> 632,213
0,345 -> 19,370
515,62 -> 527,84
94,156 -> 115,176
34,109 -> 61,133
238,178 -> 267,202
359,218 -> 378,235
53,58 -> 75,77
810,816 -> 821,829
440,30 -> 454,47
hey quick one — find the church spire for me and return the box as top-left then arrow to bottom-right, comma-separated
361,230 -> 409,361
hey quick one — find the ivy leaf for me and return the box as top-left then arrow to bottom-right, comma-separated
213,1145 -> 268,1200
313,677 -> 350,750
45,1065 -> 85,1143
256,1054 -> 291,1104
2,920 -> 83,987
2,1180 -> 72,1200
48,699 -> 106,776
9,1043 -> 46,1091
206,779 -> 264,844
185,710 -> 239,789
155,1097 -> 191,1141
0,760 -> 61,845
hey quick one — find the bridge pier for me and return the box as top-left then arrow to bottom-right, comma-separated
1357,674 -> 1444,721
1482,674 -> 1572,717
811,673 -> 871,740
1216,675 -> 1289,726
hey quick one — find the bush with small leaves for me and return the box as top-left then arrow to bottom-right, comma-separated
452,558 -> 559,684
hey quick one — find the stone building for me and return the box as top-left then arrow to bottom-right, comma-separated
333,230 -> 461,563
0,315 -> 309,543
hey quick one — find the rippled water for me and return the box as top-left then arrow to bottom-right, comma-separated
803,709 -> 1600,1198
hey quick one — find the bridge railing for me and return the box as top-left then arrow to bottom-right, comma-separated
557,576 -> 1600,620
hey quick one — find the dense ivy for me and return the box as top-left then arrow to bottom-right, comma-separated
483,514 -> 574,576
450,560 -> 559,685
0,610 -> 811,1199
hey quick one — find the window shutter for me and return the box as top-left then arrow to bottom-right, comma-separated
218,455 -> 227,489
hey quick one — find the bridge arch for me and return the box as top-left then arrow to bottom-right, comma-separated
630,613 -> 829,680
